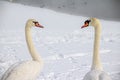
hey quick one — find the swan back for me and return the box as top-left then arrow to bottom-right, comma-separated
1,61 -> 42,80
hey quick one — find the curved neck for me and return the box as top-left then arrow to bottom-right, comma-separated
25,24 -> 42,62
91,24 -> 103,70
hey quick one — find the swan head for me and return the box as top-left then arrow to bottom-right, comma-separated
26,19 -> 44,28
81,18 -> 100,28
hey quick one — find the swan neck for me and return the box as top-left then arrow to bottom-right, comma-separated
91,24 -> 103,70
25,24 -> 42,62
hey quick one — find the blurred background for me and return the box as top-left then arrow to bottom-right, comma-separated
3,0 -> 120,21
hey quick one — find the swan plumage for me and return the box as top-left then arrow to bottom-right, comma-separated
1,19 -> 44,80
81,18 -> 111,80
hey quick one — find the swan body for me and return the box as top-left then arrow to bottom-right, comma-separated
83,70 -> 111,80
1,19 -> 44,80
81,18 -> 111,80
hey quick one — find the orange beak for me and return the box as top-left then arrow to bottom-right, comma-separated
81,20 -> 91,29
34,22 -> 44,28
81,23 -> 89,28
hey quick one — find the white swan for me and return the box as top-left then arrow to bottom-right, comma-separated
81,18 -> 111,80
1,19 -> 44,80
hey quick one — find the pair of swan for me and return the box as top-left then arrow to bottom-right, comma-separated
1,18 -> 111,80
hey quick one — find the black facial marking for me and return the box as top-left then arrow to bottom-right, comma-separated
33,21 -> 38,24
84,20 -> 91,24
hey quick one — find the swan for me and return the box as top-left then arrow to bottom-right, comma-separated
81,18 -> 111,80
1,19 -> 44,80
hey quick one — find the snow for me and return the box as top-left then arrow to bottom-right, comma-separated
0,1 -> 120,80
